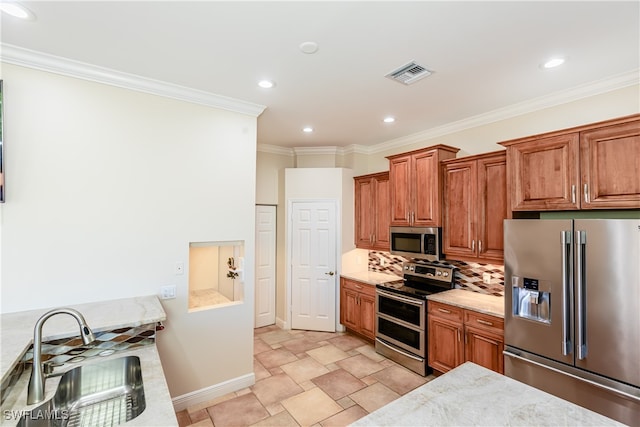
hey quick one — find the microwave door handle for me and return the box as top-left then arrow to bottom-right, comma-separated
576,230 -> 587,360
561,231 -> 572,356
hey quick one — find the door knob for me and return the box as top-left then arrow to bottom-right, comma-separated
325,271 -> 335,276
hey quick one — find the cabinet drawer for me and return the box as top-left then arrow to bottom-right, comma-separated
428,301 -> 463,322
341,279 -> 375,296
464,310 -> 504,335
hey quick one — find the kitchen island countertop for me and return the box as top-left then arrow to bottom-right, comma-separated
350,362 -> 623,426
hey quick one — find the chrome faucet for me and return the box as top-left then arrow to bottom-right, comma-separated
27,308 -> 96,405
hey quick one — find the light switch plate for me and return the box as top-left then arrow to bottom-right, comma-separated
160,285 -> 177,299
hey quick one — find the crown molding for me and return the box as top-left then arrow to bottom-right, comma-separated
0,44 -> 267,117
293,146 -> 341,156
257,144 -> 294,156
368,69 -> 640,154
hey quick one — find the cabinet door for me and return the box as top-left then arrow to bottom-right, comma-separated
580,120 -> 640,209
359,293 -> 376,340
389,155 -> 412,226
373,175 -> 391,251
509,133 -> 580,211
465,326 -> 504,374
413,151 -> 439,226
477,154 -> 506,262
354,177 -> 374,249
428,316 -> 464,373
443,159 -> 476,259
341,288 -> 360,331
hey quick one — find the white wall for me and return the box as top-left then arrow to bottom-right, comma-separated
0,63 -> 257,400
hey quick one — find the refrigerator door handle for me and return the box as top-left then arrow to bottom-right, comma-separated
576,230 -> 587,360
561,230 -> 572,356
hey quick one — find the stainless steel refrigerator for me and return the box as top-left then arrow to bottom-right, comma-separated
504,219 -> 640,425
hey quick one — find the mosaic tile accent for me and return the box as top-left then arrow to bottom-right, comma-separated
1,323 -> 158,405
368,251 -> 504,297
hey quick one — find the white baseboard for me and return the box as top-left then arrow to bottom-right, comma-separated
276,317 -> 288,330
171,372 -> 255,412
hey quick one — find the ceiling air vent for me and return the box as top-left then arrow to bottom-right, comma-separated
385,61 -> 432,85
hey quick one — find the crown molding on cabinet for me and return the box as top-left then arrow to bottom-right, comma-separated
293,146 -> 341,156
0,44 -> 267,117
257,144 -> 295,156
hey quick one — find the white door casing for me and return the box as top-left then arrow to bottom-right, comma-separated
290,201 -> 337,332
255,205 -> 276,328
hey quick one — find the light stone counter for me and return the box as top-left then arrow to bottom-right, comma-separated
351,362 -> 623,426
340,271 -> 402,286
0,295 -> 176,426
1,295 -> 166,381
427,288 -> 504,318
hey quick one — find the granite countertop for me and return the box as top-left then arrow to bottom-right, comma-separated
427,288 -> 504,318
351,362 -> 623,426
340,271 -> 402,286
0,295 -> 177,426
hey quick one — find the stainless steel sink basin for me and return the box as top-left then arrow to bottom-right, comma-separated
17,356 -> 146,427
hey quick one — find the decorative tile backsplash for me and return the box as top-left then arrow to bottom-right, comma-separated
368,251 -> 504,296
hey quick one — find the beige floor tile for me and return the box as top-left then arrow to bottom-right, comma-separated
306,345 -> 350,365
326,334 -> 366,352
281,356 -> 330,384
335,396 -> 356,409
348,382 -> 400,413
187,409 -> 210,424
250,410 -> 301,427
311,369 -> 367,400
282,388 -> 343,427
255,348 -> 298,369
360,375 -> 378,386
255,325 -> 281,335
281,337 -> 324,353
319,405 -> 368,427
254,359 -> 271,381
254,338 -> 272,354
236,387 -> 253,396
189,418 -> 214,427
207,393 -> 269,427
299,380 -> 317,391
176,410 -> 191,427
371,365 -> 428,395
354,344 -> 386,362
335,354 -> 385,378
304,331 -> 341,342
186,393 -> 235,414
261,330 -> 296,345
252,373 -> 304,407
265,403 -> 286,416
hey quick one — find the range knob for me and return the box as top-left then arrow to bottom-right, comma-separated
443,272 -> 449,277
436,271 -> 442,276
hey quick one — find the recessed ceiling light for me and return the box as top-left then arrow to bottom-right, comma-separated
299,41 -> 319,55
0,1 -> 35,20
302,127 -> 314,133
383,117 -> 396,123
258,80 -> 275,89
542,57 -> 565,69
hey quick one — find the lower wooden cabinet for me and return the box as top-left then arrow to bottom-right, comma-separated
340,278 -> 376,340
428,300 -> 504,374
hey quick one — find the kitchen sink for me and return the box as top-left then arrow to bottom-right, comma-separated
17,356 -> 146,427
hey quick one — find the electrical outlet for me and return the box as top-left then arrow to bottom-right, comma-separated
160,285 -> 177,300
483,272 -> 492,284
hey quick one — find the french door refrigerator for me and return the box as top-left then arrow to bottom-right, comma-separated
504,219 -> 640,425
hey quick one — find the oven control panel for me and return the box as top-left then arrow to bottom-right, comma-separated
403,262 -> 455,283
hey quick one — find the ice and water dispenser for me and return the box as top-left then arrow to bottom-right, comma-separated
511,276 -> 551,323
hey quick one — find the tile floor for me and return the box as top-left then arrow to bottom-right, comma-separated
175,325 -> 435,427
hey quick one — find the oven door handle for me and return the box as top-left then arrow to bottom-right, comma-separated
377,289 -> 424,306
376,338 -> 424,362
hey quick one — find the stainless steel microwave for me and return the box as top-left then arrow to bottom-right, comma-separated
389,226 -> 443,262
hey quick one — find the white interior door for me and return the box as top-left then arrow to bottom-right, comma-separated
255,205 -> 276,328
290,201 -> 337,332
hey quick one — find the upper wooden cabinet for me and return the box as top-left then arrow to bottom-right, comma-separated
387,145 -> 459,227
501,115 -> 640,211
442,151 -> 506,263
354,172 -> 390,251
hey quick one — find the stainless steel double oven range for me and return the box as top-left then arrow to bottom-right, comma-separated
375,262 -> 455,376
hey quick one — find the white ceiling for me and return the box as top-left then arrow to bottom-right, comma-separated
1,1 -> 639,149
